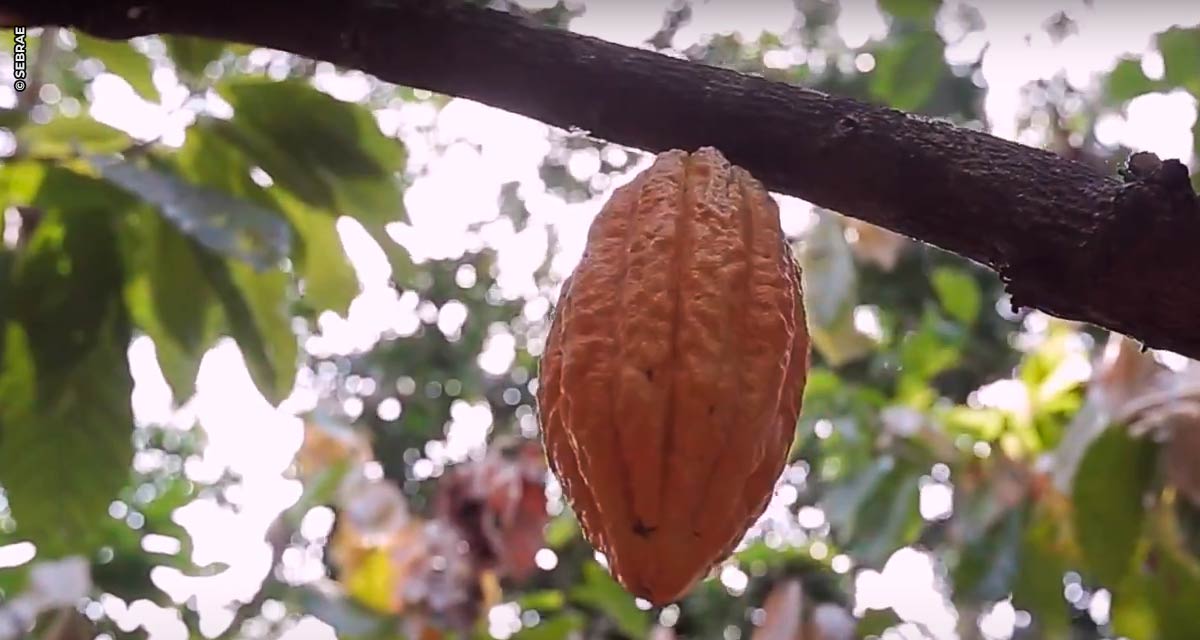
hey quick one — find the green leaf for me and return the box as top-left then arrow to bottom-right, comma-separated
1,167 -> 134,407
570,562 -> 649,638
870,31 -> 947,112
9,176 -> 134,377
543,513 -> 579,548
175,121 -> 272,203
1105,57 -> 1160,104
0,236 -> 11,286
204,118 -> 332,212
177,122 -> 357,315
1111,570 -> 1159,640
1147,537 -> 1200,640
162,35 -> 225,81
273,190 -> 359,315
91,475 -> 219,603
516,589 -> 566,612
195,252 -> 297,404
2,161 -> 136,214
877,0 -> 940,23
146,226 -> 218,370
1018,326 -> 1077,390
823,456 -> 895,543
94,155 -> 292,270
1157,27 -> 1200,88
215,78 -> 405,224
1012,502 -> 1073,635
0,160 -> 48,205
931,266 -> 981,326
0,107 -> 28,130
857,608 -> 903,637
16,116 -> 131,157
0,324 -> 35,432
0,557 -> 29,600
160,126 -> 307,395
73,34 -> 159,102
941,406 -> 1005,440
953,506 -> 1023,601
0,248 -> 9,340
510,612 -> 585,640
810,316 -> 877,369
898,308 -> 962,403
1071,426 -> 1156,587
211,78 -> 413,282
845,466 -> 922,567
800,213 -> 856,328
800,212 -> 874,366
119,209 -> 221,400
0,206 -> 134,557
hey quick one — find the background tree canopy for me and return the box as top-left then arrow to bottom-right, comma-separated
1,2 -> 1200,639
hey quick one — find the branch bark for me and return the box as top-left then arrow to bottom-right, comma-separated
4,0 -> 1200,358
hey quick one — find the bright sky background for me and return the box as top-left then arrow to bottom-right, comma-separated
1,2 -> 1198,639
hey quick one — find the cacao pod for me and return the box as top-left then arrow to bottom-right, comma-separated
537,147 -> 810,604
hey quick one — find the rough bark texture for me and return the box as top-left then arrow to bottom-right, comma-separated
538,148 -> 809,604
3,0 -> 1200,358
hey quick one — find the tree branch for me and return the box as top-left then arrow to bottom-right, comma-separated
3,0 -> 1199,358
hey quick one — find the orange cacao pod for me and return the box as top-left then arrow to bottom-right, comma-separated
537,147 -> 810,604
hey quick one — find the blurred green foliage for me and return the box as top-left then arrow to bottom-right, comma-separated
1,2 -> 1199,639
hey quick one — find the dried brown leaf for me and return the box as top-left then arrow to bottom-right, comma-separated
845,218 -> 907,271
1164,416 -> 1200,507
1094,335 -> 1165,409
296,418 -> 373,479
434,441 -> 549,581
397,521 -> 482,630
1054,334 -> 1168,490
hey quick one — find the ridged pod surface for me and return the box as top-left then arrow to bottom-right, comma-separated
537,147 -> 810,605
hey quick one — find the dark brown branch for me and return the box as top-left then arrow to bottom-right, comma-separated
4,0 -> 1200,358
